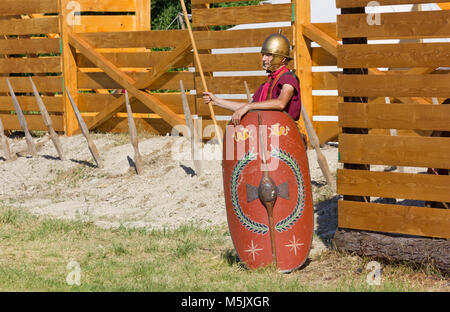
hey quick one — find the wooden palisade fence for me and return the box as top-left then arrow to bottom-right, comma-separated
0,0 -> 342,144
333,0 -> 450,274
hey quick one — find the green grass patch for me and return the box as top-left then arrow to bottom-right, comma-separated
0,207 -> 445,292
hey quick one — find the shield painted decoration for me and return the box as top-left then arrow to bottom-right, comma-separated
222,110 -> 313,272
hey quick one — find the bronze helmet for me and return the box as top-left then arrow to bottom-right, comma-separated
261,34 -> 292,72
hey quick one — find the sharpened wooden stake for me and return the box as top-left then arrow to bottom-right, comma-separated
180,80 -> 202,176
0,115 -> 14,161
29,77 -> 66,161
6,78 -> 37,157
124,90 -> 144,175
65,86 -> 103,169
180,0 -> 223,151
301,106 -> 334,187
244,81 -> 252,103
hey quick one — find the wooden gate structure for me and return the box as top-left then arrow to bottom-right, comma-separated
333,0 -> 450,273
0,0 -> 342,144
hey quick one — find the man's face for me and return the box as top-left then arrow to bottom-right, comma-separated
262,53 -> 273,71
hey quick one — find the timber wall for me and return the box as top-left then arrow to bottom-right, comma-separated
0,0 -> 341,144
336,0 -> 450,239
0,0 -> 64,132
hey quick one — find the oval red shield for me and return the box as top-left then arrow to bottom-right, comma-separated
222,110 -> 313,272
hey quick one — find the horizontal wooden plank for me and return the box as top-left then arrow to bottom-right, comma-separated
337,169 -> 450,202
338,200 -> 450,239
0,76 -> 62,93
338,43 -> 450,68
90,115 -> 229,138
191,0 -> 247,4
199,53 -> 262,72
314,121 -> 339,144
78,93 -> 192,114
0,57 -> 61,73
195,75 -> 265,94
312,47 -> 337,66
312,71 -> 338,90
79,30 -> 187,49
336,0 -> 450,8
338,11 -> 450,39
339,102 -> 450,131
0,96 -> 63,112
0,113 -> 63,132
195,27 -> 293,50
313,96 -> 339,115
77,27 -> 293,50
0,38 -> 60,55
0,17 -> 59,36
77,51 -> 193,69
339,133 -> 450,169
78,71 -> 195,90
192,4 -> 293,27
73,0 -> 138,12
77,92 -> 232,116
338,74 -> 450,97
74,16 -> 137,33
0,0 -> 58,15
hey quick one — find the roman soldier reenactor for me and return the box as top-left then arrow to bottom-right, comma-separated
203,33 -> 301,126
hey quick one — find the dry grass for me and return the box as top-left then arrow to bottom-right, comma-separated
0,206 -> 448,292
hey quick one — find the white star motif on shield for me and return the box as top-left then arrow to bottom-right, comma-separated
285,235 -> 304,256
244,240 -> 263,261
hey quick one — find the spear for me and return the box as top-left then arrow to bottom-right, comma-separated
29,77 -> 66,161
6,78 -> 37,157
124,90 -> 144,175
65,86 -> 103,168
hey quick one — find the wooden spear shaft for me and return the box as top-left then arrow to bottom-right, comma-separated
29,77 -> 66,161
179,0 -> 223,150
65,86 -> 103,168
125,90 -> 144,175
300,106 -> 334,187
6,78 -> 37,157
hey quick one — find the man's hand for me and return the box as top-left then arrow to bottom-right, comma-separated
202,92 -> 217,105
232,104 -> 250,126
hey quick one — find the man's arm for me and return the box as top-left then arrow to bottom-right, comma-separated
202,92 -> 248,111
231,84 -> 294,125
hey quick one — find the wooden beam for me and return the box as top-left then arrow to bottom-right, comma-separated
337,169 -> 450,203
295,0 -> 314,142
339,133 -> 450,169
338,200 -> 450,239
68,31 -> 187,130
302,23 -> 338,57
336,0 -> 450,8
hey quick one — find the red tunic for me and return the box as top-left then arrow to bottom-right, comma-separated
252,69 -> 302,121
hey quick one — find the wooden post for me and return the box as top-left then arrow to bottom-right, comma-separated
294,0 -> 313,143
125,90 -> 144,175
65,86 -> 103,168
29,77 -> 66,161
59,0 -> 79,136
6,78 -> 37,157
136,0 -> 151,30
180,80 -> 202,175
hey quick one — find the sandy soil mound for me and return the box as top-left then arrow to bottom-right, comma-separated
0,133 -> 340,257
